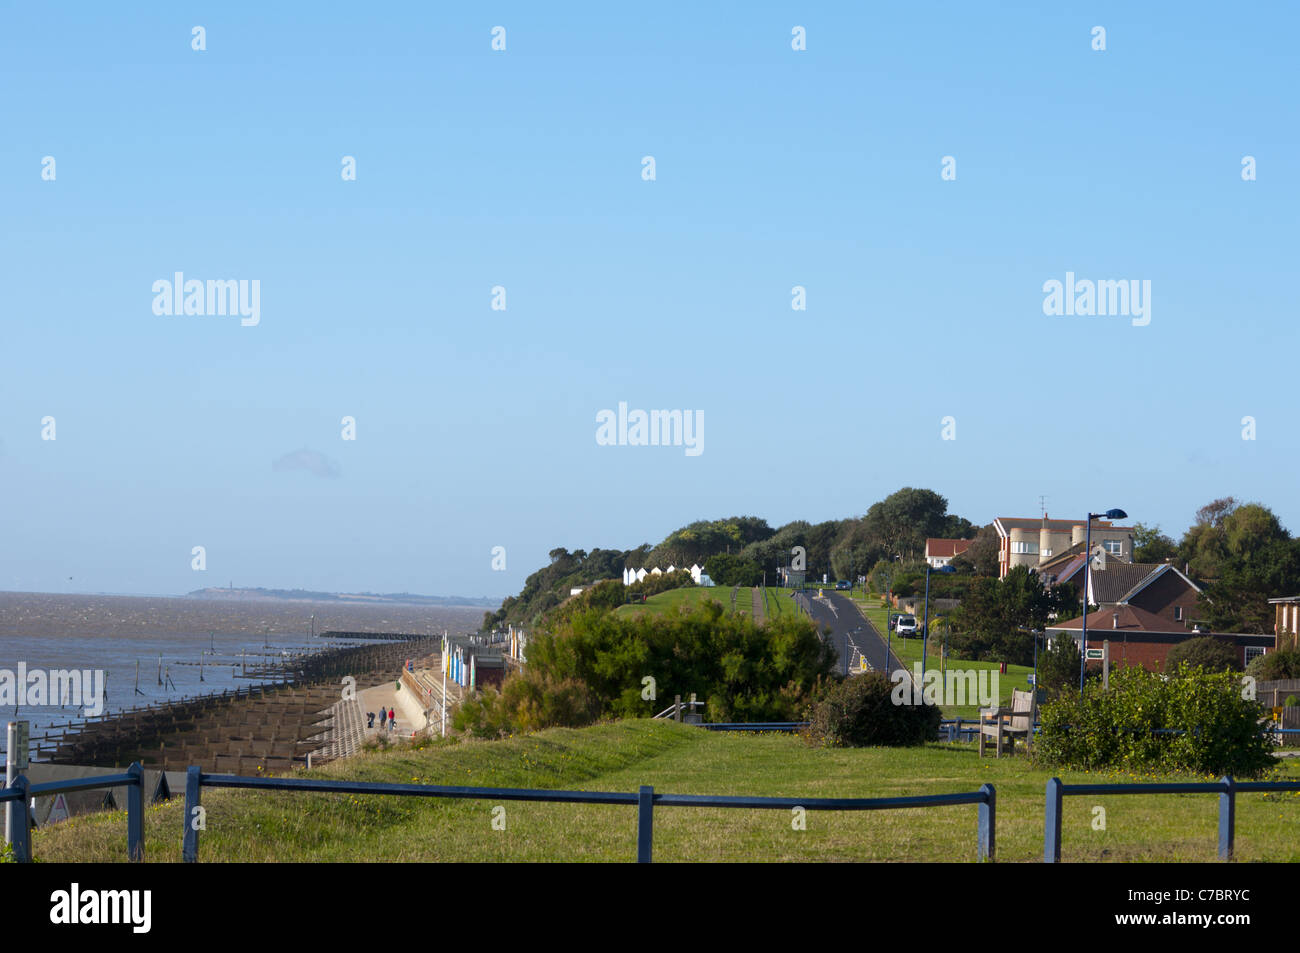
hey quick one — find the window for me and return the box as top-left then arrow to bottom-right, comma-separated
1174,606 -> 1183,621
1245,646 -> 1267,664
1012,541 -> 1038,555
1103,539 -> 1123,555
1042,548 -> 1053,558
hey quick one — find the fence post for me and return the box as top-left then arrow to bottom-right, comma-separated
126,761 -> 145,861
183,765 -> 202,863
637,785 -> 654,863
1218,775 -> 1235,861
9,776 -> 31,862
1044,777 -> 1063,863
978,783 -> 996,862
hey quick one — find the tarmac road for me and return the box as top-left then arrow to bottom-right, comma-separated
794,589 -> 909,678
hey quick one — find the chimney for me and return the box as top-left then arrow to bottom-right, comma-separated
1112,612 -> 1119,630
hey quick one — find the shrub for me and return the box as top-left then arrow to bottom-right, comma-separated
454,672 -> 601,737
626,569 -> 694,599
1036,664 -> 1275,777
455,600 -> 835,737
803,672 -> 942,748
703,553 -> 763,587
1037,635 -> 1082,698
1247,648 -> 1300,681
1163,636 -> 1241,673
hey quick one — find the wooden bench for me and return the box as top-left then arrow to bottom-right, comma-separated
979,688 -> 1036,757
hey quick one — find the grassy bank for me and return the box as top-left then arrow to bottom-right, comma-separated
28,720 -> 1300,863
614,587 -> 727,618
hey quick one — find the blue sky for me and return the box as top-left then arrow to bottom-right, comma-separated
2,2 -> 1297,599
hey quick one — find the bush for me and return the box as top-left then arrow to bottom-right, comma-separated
946,629 -> 1035,667
1036,664 -> 1275,777
626,569 -> 694,599
803,672 -> 943,748
454,672 -> 601,737
1247,648 -> 1300,681
1164,636 -> 1241,673
455,600 -> 835,737
703,553 -> 763,587
1037,635 -> 1082,698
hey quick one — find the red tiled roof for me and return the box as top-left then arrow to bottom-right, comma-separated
925,538 -> 972,558
1048,604 -> 1184,634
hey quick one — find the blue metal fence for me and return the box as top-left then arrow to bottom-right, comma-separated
179,766 -> 995,862
0,765 -> 995,863
17,762 -> 1299,863
1043,775 -> 1300,862
1,762 -> 146,863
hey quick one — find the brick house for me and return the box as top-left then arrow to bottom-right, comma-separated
1050,558 -> 1203,630
1045,606 -> 1273,671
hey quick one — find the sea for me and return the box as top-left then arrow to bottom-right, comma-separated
0,591 -> 488,762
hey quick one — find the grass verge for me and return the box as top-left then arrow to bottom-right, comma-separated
27,720 -> 1300,863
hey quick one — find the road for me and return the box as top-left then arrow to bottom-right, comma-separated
794,590 -> 909,678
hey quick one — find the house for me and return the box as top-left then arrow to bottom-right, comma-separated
1050,558 -> 1203,630
1270,596 -> 1300,650
1045,607 -> 1272,671
994,515 -> 1134,578
925,538 -> 972,569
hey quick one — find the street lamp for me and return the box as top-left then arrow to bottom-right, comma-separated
921,565 -> 932,680
1080,508 -> 1128,691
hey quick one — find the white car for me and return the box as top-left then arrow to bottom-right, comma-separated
896,614 -> 919,637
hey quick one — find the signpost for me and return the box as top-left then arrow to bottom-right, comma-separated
6,721 -> 29,846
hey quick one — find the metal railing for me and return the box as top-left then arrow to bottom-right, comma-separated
179,767 -> 996,863
1,762 -> 146,862
1043,775 -> 1300,862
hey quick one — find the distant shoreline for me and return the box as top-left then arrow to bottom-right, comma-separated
0,587 -> 503,610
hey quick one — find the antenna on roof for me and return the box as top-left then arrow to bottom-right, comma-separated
1039,495 -> 1048,518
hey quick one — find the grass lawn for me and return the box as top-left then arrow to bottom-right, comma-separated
614,586 -> 729,618
29,720 -> 1300,863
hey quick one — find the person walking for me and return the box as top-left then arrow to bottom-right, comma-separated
388,707 -> 396,730
367,711 -> 375,729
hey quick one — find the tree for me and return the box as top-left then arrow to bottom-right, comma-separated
647,516 -> 775,567
950,523 -> 999,576
1037,635 -> 1082,698
1163,636 -> 1241,673
948,566 -> 1076,665
1179,500 -> 1300,633
1248,649 -> 1300,681
862,488 -> 951,562
703,553 -> 762,587
1132,523 -> 1177,564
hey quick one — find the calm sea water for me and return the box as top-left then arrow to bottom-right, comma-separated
0,592 -> 486,760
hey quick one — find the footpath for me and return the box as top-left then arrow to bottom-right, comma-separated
357,654 -> 457,742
